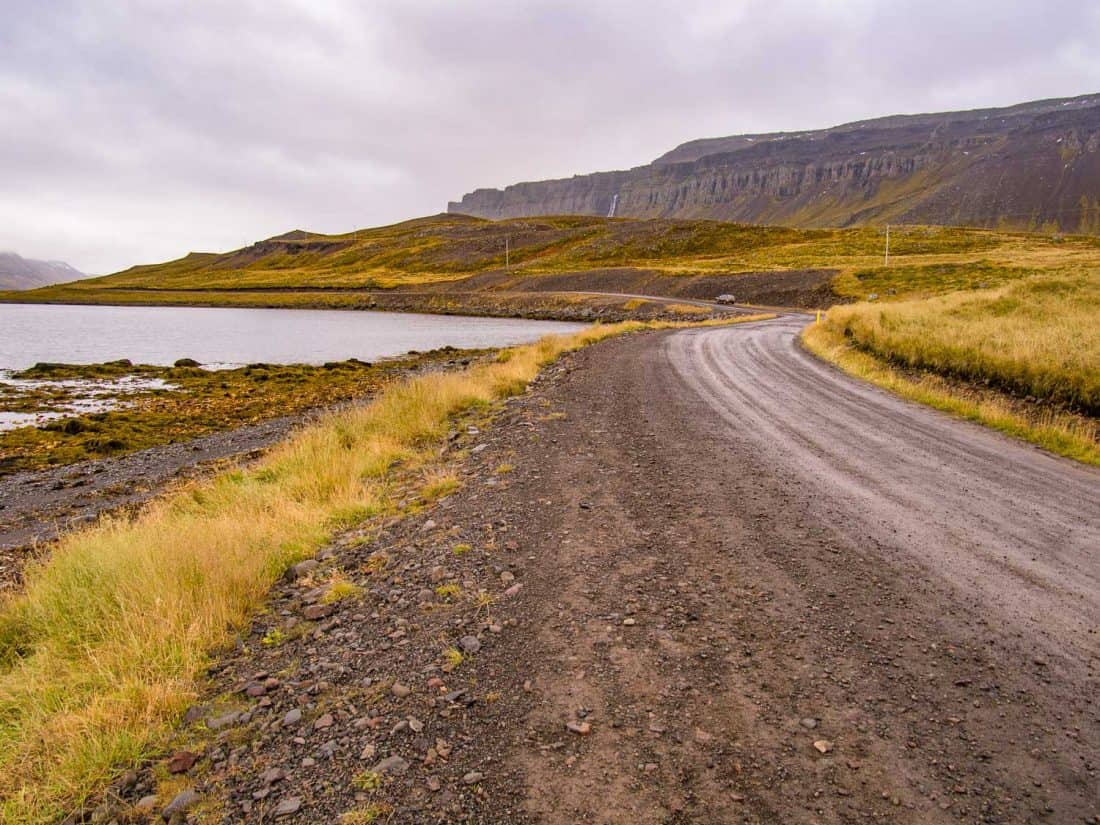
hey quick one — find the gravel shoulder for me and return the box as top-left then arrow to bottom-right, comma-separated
107,320 -> 1098,824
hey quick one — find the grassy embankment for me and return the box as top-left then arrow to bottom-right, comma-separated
0,315 -> 771,823
0,352 -> 479,476
804,272 -> 1100,465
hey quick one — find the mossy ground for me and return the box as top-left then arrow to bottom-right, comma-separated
0,350 -> 483,476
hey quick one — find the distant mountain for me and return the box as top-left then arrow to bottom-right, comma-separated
449,93 -> 1100,234
0,252 -> 85,290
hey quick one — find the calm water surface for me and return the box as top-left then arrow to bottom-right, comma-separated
0,304 -> 586,369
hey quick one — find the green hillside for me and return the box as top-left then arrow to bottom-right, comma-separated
10,214 -> 1100,306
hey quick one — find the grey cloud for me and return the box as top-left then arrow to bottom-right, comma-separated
1,0 -> 1098,273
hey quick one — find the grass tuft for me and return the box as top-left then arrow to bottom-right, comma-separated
351,770 -> 383,792
433,583 -> 462,602
442,647 -> 464,669
339,804 -> 394,823
320,573 -> 362,605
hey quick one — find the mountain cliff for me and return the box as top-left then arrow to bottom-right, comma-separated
449,94 -> 1100,233
0,252 -> 84,290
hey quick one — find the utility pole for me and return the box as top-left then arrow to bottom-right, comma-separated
505,236 -> 510,269
885,224 -> 890,266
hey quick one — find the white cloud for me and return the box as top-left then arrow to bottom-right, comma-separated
1,0 -> 1098,272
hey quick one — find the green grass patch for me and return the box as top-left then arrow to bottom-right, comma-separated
833,260 -> 1033,300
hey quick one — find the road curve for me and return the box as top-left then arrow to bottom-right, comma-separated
560,290 -> 763,313
655,316 -> 1100,820
667,316 -> 1100,663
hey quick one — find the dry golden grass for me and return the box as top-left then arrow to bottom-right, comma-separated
820,274 -> 1100,413
0,314 -> 771,822
803,305 -> 1100,466
665,302 -> 712,315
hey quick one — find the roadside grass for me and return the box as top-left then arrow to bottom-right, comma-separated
0,314 -> 771,822
665,302 -> 712,315
818,274 -> 1100,414
803,307 -> 1100,467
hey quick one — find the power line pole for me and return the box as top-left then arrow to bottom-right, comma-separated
505,236 -> 510,269
885,224 -> 890,267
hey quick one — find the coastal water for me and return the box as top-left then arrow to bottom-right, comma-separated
0,304 -> 587,370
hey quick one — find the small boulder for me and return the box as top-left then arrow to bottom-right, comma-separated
273,797 -> 302,817
161,789 -> 200,821
166,750 -> 198,775
135,795 -> 158,812
373,755 -> 410,775
302,603 -> 334,621
285,559 -> 319,581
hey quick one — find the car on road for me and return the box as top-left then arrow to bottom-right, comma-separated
714,294 -> 737,304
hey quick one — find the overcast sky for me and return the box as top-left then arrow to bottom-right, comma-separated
2,0 -> 1099,274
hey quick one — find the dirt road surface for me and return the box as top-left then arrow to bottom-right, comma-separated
174,318 -> 1098,824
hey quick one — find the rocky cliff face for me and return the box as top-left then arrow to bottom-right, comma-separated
449,94 -> 1100,233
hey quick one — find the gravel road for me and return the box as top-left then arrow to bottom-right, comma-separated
136,319 -> 1098,824
670,316 -> 1100,676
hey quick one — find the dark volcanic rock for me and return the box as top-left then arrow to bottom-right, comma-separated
449,93 -> 1100,234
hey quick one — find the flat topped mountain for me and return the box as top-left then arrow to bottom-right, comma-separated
449,93 -> 1100,233
0,252 -> 84,291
